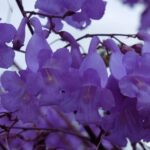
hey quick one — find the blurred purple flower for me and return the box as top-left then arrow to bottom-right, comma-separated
35,0 -> 106,29
1,71 -> 44,123
0,23 -> 16,68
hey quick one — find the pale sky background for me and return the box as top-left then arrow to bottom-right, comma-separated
0,0 -> 148,149
0,0 -> 143,32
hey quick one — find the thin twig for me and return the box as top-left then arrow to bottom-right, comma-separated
139,142 -> 147,150
16,0 -> 33,34
132,143 -> 137,150
96,129 -> 105,150
84,125 -> 97,145
13,62 -> 22,70
13,48 -> 25,54
54,109 -> 91,147
25,10 -> 75,19
64,33 -> 137,48
0,125 -> 90,143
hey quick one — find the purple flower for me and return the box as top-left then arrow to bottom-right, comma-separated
64,0 -> 106,29
0,23 -> 16,68
137,31 -> 150,41
105,39 -> 150,144
140,7 -> 150,31
60,37 -> 114,125
13,17 -> 27,50
0,23 -> 16,43
26,17 -> 51,72
103,76 -> 144,146
0,45 -> 15,68
35,0 -> 106,29
103,39 -> 126,80
60,31 -> 83,68
118,51 -> 150,110
46,133 -> 88,150
1,71 -> 44,123
37,47 -> 75,106
105,39 -> 150,112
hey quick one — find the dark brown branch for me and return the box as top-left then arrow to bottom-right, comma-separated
132,143 -> 137,150
13,48 -> 25,54
64,33 -> 137,48
13,62 -> 22,70
96,129 -> 106,150
25,10 -> 75,19
16,0 -> 34,34
0,125 -> 90,143
139,142 -> 147,150
84,125 -> 97,145
54,109 -> 91,147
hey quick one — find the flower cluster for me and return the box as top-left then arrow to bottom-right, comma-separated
0,0 -> 150,149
